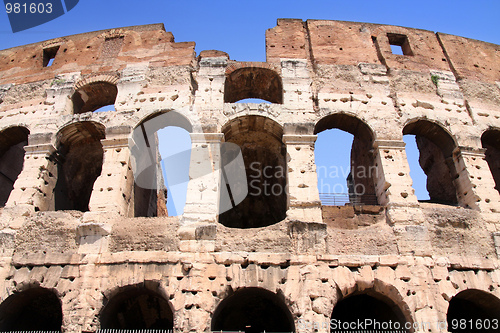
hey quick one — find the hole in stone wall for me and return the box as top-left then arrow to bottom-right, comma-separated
236,98 -> 271,104
314,114 -> 378,206
224,67 -> 283,104
403,120 -> 458,205
447,289 -> 500,333
481,129 -> 500,195
387,33 -> 413,56
0,288 -> 62,331
218,115 -> 287,228
72,81 -> 117,114
131,111 -> 193,217
331,293 -> 410,333
403,134 -> 430,201
43,45 -> 59,67
100,287 -> 173,330
211,287 -> 294,333
0,126 -> 29,207
53,121 -> 105,212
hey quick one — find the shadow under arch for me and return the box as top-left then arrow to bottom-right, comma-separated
482,128 -> 500,195
100,284 -> 174,330
0,287 -> 62,331
54,121 -> 105,211
72,81 -> 118,114
403,119 -> 458,205
211,287 -> 294,333
218,114 -> 287,228
224,67 -> 283,104
0,126 -> 29,207
130,110 -> 194,217
314,112 -> 378,205
447,289 -> 500,333
331,287 -> 413,333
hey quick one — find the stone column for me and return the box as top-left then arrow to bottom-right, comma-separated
179,133 -> 223,252
6,143 -> 58,213
452,146 -> 500,213
283,134 -> 323,223
88,137 -> 133,217
372,140 -> 427,227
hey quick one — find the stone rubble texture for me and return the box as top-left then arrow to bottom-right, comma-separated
0,19 -> 498,332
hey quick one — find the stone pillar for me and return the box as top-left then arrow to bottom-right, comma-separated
179,133 -> 223,252
88,137 -> 133,217
372,140 -> 426,225
6,143 -> 58,212
283,134 -> 323,223
452,146 -> 500,213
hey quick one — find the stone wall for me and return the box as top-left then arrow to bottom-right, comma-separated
0,19 -> 499,332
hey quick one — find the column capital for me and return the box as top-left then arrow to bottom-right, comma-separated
190,132 -> 224,143
373,139 -> 406,150
282,134 -> 317,144
454,146 -> 486,158
24,144 -> 56,155
101,137 -> 129,149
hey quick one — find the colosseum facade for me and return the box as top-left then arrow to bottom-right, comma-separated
0,18 -> 500,333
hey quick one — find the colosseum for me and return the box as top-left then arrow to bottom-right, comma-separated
0,18 -> 500,333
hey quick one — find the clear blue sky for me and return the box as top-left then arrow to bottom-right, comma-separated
1,0 -> 498,213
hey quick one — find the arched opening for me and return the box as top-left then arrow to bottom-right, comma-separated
0,126 -> 29,207
331,293 -> 410,333
314,113 -> 378,206
72,81 -> 117,114
403,120 -> 458,205
218,115 -> 287,228
403,135 -> 430,200
0,288 -> 62,331
224,67 -> 283,104
54,121 -> 105,211
130,111 -> 192,217
211,287 -> 294,333
447,289 -> 500,333
100,287 -> 173,330
482,129 -> 500,195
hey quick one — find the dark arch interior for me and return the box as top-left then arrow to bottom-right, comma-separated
331,293 -> 409,333
0,126 -> 29,207
314,114 -> 378,205
218,115 -> 287,228
212,288 -> 294,333
403,120 -> 458,205
54,122 -> 105,211
482,129 -> 500,195
0,288 -> 62,331
224,67 -> 283,104
100,287 -> 173,330
447,289 -> 500,333
72,81 -> 118,114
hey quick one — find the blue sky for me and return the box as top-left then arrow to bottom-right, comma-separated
1,0 -> 499,214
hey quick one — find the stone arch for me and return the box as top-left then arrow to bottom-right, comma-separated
0,287 -> 62,331
130,110 -> 193,217
224,64 -> 283,104
0,126 -> 29,207
211,287 -> 294,333
218,115 -> 287,228
314,112 -> 378,205
72,74 -> 119,114
403,119 -> 458,204
331,286 -> 414,333
100,283 -> 174,330
447,289 -> 500,333
53,121 -> 105,211
481,128 -> 500,195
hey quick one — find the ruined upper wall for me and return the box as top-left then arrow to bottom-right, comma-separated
0,24 -> 196,85
266,19 -> 500,82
